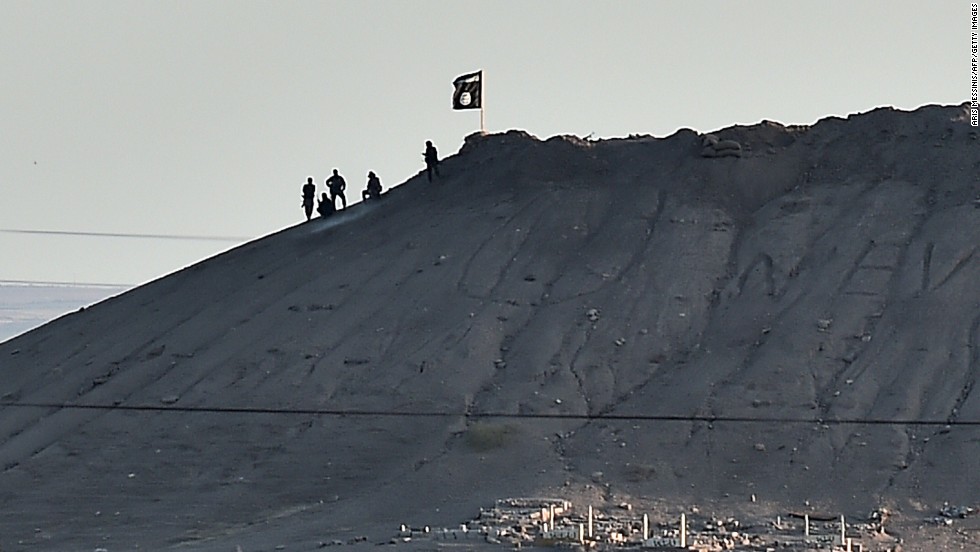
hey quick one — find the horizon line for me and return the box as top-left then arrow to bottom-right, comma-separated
0,228 -> 251,242
0,279 -> 134,289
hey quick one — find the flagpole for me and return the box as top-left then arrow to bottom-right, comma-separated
480,69 -> 486,135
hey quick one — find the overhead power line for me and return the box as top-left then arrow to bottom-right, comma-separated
0,228 -> 250,242
0,279 -> 133,288
0,401 -> 976,427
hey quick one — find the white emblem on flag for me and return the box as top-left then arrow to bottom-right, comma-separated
452,70 -> 482,110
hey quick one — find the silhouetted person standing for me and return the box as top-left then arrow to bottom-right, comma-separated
362,171 -> 382,201
301,176 -> 316,221
423,140 -> 440,182
326,169 -> 347,210
317,192 -> 335,218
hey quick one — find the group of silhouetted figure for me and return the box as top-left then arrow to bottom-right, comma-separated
301,141 -> 440,222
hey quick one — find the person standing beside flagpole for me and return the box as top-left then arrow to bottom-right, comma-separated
423,140 -> 440,182
452,70 -> 484,134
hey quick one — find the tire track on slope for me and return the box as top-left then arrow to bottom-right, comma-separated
456,188 -> 552,300
921,242 -> 934,291
264,250 -> 412,371
563,319 -> 602,415
884,312 -> 980,505
1,294 -> 209,406
374,197 -> 527,378
467,182 -> 655,438
0,226 -> 404,474
366,201 -> 520,379
948,312 -> 980,425
787,190 -> 902,472
541,185 -> 656,306
716,182 -> 879,393
877,205 -> 946,491
930,246 -> 977,291
0,297 -> 235,472
609,189 -> 668,289
289,260 -> 449,400
827,186 -> 935,486
117,277 -> 341,407
735,253 -> 777,297
809,180 -> 926,411
591,191 -> 673,413
824,181 -> 931,395
1,239 -> 362,472
554,184 -> 664,413
554,191 -> 732,446
583,191 -> 678,415
274,207 -> 477,392
4,314 -> 273,469
786,179 -> 878,276
704,181 -> 912,464
700,253 -> 802,419
812,240 -> 885,408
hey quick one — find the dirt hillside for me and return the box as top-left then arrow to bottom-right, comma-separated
1,103 -> 978,551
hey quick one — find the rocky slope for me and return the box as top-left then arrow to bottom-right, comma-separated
0,103 -> 977,550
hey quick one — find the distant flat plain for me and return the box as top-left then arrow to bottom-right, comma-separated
0,284 -> 127,344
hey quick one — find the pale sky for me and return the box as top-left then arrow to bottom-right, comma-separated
0,1 -> 966,288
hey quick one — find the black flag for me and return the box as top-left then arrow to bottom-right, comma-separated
452,71 -> 482,110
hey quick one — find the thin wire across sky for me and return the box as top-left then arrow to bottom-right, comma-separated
0,228 -> 249,242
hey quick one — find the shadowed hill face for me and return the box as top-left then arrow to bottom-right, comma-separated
0,104 -> 978,550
